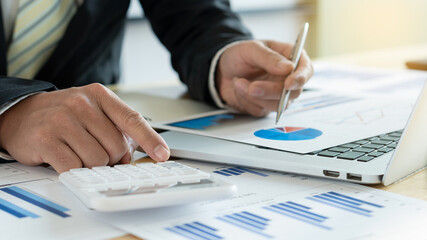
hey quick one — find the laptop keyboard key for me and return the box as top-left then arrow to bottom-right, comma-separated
352,147 -> 375,153
362,143 -> 383,149
337,151 -> 365,160
318,151 -> 340,157
357,156 -> 374,162
368,151 -> 384,157
328,147 -> 350,153
371,140 -> 392,145
380,135 -> 400,141
339,143 -> 360,148
378,147 -> 394,153
388,143 -> 398,148
355,140 -> 369,145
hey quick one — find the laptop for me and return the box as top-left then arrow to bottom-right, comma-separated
159,82 -> 427,186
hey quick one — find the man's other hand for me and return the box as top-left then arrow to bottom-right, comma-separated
0,83 -> 170,173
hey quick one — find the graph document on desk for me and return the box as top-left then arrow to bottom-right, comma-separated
0,181 -> 124,240
91,160 -> 427,240
0,162 -> 59,186
154,94 -> 415,153
154,63 -> 426,154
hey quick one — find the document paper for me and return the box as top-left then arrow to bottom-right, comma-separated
90,160 -> 427,240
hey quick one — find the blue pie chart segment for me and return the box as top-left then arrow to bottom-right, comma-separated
254,127 -> 322,141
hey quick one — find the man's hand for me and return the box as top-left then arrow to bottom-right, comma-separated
216,40 -> 313,116
0,83 -> 170,173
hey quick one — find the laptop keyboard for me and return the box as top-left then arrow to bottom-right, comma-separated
309,130 -> 403,162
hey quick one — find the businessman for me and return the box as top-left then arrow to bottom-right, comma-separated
0,0 -> 313,173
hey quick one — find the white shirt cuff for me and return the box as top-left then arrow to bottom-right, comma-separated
0,92 -> 44,160
208,41 -> 246,108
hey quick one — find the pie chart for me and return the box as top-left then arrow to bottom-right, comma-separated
254,127 -> 322,141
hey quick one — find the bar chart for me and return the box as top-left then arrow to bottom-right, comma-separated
98,160 -> 427,240
169,114 -> 235,130
154,189 -> 403,239
213,166 -> 268,177
307,191 -> 383,217
0,198 -> 40,219
166,221 -> 223,240
217,211 -> 273,239
0,186 -> 70,219
263,201 -> 331,230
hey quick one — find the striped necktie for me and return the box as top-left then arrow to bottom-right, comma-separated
7,0 -> 77,79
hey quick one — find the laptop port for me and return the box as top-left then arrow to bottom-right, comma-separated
323,170 -> 340,178
347,173 -> 362,181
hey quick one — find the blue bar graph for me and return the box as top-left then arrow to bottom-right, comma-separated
307,191 -> 383,217
327,191 -> 384,208
0,186 -> 70,218
216,211 -> 273,238
213,166 -> 269,177
0,198 -> 39,219
166,221 -> 223,240
263,201 -> 332,230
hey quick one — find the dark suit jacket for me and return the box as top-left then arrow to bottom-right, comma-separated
0,0 -> 252,107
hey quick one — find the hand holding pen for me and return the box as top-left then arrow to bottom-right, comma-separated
215,24 -> 313,118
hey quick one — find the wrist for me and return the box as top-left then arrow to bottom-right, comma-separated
0,111 -> 8,150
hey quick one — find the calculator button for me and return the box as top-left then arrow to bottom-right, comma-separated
153,172 -> 175,177
61,162 -> 211,193
129,174 -> 153,180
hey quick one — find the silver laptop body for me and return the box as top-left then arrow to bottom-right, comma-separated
161,82 -> 427,185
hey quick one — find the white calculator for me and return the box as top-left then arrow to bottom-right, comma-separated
59,161 -> 236,212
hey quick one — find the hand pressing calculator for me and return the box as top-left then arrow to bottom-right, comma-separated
59,161 -> 236,212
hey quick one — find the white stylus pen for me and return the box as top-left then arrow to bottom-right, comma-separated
275,22 -> 309,124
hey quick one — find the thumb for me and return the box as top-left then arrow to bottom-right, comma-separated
244,41 -> 294,75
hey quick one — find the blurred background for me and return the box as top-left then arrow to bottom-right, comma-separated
121,0 -> 427,85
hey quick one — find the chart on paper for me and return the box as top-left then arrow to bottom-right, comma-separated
254,127 -> 323,141
94,160 -> 427,240
154,185 -> 424,240
0,186 -> 70,219
0,182 -> 123,240
0,163 -> 59,187
317,102 -> 414,126
156,95 -> 413,153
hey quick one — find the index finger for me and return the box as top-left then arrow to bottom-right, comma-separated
90,84 -> 170,162
284,50 -> 313,90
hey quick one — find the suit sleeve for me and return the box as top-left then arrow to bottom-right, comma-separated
0,77 -> 56,107
139,0 -> 253,105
